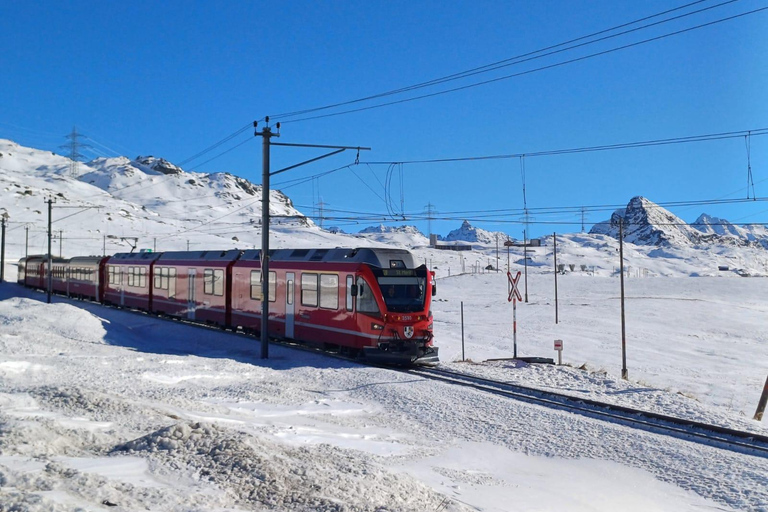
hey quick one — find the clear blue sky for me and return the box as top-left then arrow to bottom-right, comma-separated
1,0 -> 767,239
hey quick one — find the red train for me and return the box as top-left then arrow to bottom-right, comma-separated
18,247 -> 439,365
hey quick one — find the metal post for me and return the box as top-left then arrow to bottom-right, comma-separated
523,229 -> 528,302
260,125 -> 274,359
513,297 -> 517,358
495,234 -> 499,272
553,232 -> 558,324
754,375 -> 768,421
59,229 -> 62,257
619,220 -> 628,380
154,238 -> 157,252
0,216 -> 6,282
25,226 -> 29,259
103,235 -> 106,257
461,301 -> 465,362
47,199 -> 53,304
506,236 -> 510,273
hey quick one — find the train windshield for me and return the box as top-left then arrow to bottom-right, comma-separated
377,276 -> 426,313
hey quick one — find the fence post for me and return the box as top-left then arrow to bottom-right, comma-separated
461,301 -> 465,362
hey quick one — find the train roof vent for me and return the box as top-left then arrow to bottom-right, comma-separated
290,249 -> 310,259
310,249 -> 329,261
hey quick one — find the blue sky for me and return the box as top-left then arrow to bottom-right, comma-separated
1,0 -> 767,239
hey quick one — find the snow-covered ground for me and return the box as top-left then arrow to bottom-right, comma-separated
1,271 -> 766,511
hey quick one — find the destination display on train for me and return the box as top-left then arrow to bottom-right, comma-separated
380,269 -> 416,277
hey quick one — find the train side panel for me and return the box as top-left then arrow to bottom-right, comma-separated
103,252 -> 160,310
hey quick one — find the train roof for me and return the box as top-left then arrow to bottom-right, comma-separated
239,247 -> 417,269
20,254 -> 68,263
109,251 -> 162,262
69,256 -> 108,265
156,249 -> 243,262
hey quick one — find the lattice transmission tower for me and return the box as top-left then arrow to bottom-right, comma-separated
60,126 -> 90,177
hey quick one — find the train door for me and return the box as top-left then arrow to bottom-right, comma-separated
285,272 -> 295,339
187,268 -> 196,320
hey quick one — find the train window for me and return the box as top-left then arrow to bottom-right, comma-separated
127,267 -> 134,287
214,269 -> 224,296
356,277 -> 380,314
268,272 -> 275,302
154,268 -> 163,290
301,273 -> 318,307
203,269 -> 225,296
287,279 -> 294,305
250,270 -> 262,300
250,270 -> 276,301
140,267 -> 147,288
319,274 -> 338,310
204,269 -> 214,295
346,275 -> 354,311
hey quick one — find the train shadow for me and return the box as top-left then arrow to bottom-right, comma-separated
0,283 -> 359,371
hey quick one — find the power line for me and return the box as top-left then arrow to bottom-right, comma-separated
177,122 -> 254,167
362,128 -> 768,165
272,4 -> 767,124
269,0 -> 718,121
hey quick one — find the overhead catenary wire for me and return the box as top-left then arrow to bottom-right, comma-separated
269,0 -> 726,121
271,4 -> 767,124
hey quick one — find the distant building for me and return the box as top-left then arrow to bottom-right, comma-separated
434,241 -> 472,251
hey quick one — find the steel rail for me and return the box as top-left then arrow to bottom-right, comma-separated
407,366 -> 768,458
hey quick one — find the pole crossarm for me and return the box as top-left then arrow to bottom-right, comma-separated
272,142 -> 371,151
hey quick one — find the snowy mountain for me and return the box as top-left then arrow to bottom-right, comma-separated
359,224 -> 424,236
692,213 -> 768,243
0,139 -> 324,256
590,196 -> 762,248
442,220 -> 509,246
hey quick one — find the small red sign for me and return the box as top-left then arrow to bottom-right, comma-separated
554,339 -> 563,351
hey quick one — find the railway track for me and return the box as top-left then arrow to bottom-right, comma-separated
406,366 -> 768,458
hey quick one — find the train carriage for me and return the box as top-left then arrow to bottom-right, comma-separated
49,259 -> 69,295
152,249 -> 241,325
103,251 -> 161,310
67,256 -> 109,301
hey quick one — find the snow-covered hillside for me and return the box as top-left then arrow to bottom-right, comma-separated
2,139 -> 768,280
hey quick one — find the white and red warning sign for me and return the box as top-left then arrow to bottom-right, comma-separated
507,271 -> 522,302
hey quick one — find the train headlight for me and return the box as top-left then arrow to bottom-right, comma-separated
371,323 -> 384,330
427,323 -> 433,330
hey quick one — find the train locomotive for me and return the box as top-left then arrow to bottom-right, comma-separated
17,247 -> 439,366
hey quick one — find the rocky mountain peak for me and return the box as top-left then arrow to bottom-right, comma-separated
134,156 -> 184,175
